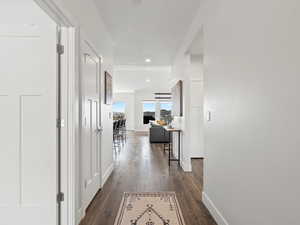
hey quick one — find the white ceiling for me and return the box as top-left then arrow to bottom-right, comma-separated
94,0 -> 202,66
113,66 -> 171,93
187,27 -> 204,55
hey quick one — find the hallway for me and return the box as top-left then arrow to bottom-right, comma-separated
80,132 -> 217,225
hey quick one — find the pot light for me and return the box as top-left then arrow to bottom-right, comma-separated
145,58 -> 151,63
146,79 -> 151,82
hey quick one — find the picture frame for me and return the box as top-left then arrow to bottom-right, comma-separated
104,71 -> 113,105
171,80 -> 183,117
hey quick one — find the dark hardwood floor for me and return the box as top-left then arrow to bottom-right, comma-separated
80,132 -> 217,225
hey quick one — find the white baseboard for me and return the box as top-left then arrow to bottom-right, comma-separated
75,163 -> 114,225
181,159 -> 192,172
76,206 -> 85,225
202,192 -> 229,225
102,163 -> 114,187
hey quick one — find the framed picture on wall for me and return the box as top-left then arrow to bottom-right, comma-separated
104,71 -> 113,105
171,80 -> 183,117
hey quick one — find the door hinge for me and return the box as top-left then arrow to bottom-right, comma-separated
57,44 -> 64,55
57,118 -> 65,128
57,192 -> 64,203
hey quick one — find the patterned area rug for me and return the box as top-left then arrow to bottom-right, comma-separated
114,192 -> 186,225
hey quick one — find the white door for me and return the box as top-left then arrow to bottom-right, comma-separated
0,3 -> 58,225
81,41 -> 102,209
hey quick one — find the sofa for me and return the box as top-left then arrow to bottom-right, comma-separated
149,123 -> 170,143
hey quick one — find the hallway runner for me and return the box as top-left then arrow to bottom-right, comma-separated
114,192 -> 186,225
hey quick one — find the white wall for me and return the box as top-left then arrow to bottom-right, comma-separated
48,0 -> 114,224
113,92 -> 135,130
189,79 -> 204,158
192,0 -> 300,224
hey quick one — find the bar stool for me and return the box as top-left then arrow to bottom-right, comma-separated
120,119 -> 126,141
113,120 -> 121,149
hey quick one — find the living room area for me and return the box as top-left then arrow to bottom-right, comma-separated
112,65 -> 173,133
112,51 -> 205,171
111,25 -> 205,169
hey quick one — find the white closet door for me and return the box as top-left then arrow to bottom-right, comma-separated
0,5 -> 58,225
81,41 -> 101,209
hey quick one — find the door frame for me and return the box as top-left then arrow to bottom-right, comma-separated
34,1 -> 78,225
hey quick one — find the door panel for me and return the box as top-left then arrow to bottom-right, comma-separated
21,95 -> 50,205
0,19 -> 57,225
92,100 -> 100,177
0,96 -> 18,206
91,100 -> 97,179
81,42 -> 101,209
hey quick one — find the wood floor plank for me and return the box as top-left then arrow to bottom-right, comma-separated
80,132 -> 217,225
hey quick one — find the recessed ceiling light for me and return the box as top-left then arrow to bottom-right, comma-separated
145,58 -> 151,63
146,79 -> 151,82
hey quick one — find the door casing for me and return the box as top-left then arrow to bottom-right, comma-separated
34,1 -> 78,225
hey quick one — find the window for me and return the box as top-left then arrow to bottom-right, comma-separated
113,102 -> 126,120
160,102 -> 172,124
143,102 -> 156,124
